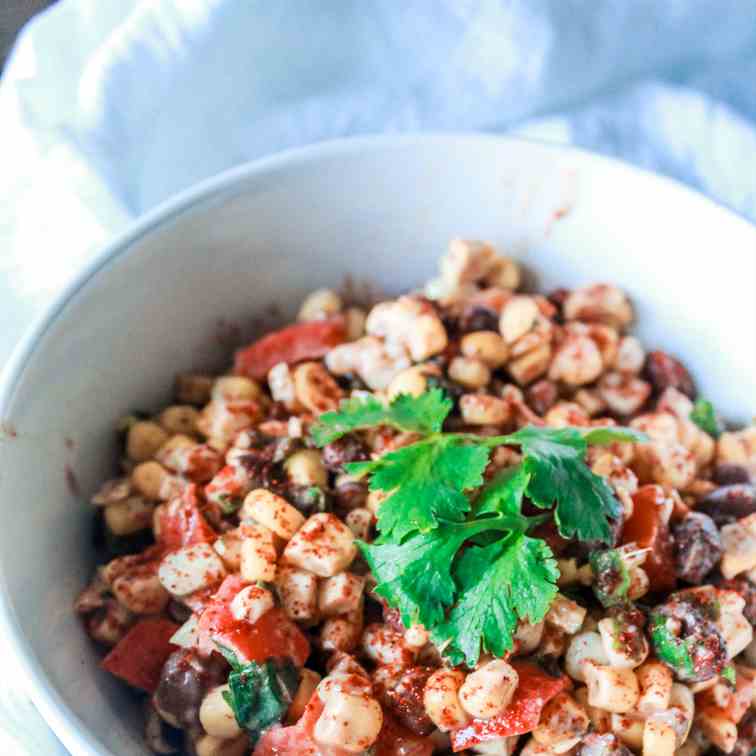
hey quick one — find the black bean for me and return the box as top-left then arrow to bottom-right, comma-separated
376,665 -> 436,736
286,485 -> 333,515
698,484 -> 756,526
167,600 -> 192,625
238,453 -> 287,494
426,374 -> 465,405
322,435 -> 369,472
526,379 -> 559,416
458,306 -> 499,334
333,481 -> 368,512
335,373 -> 369,392
651,594 -> 728,682
673,512 -> 723,584
153,650 -> 227,732
712,464 -> 752,486
567,514 -> 623,560
643,350 -> 696,398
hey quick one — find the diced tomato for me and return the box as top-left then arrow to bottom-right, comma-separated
254,693 -> 349,756
622,484 -> 676,592
181,585 -> 219,614
205,464 -> 249,510
197,576 -> 310,666
253,726 -> 324,756
101,618 -> 178,693
184,444 -> 222,482
158,485 -> 216,549
449,661 -> 569,751
234,317 -> 346,380
373,713 -> 434,756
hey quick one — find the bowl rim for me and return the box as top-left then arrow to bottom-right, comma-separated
0,132 -> 754,755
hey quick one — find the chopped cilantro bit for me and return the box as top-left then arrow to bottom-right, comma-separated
216,646 -> 299,744
311,388 -> 452,445
590,549 -> 631,607
217,492 -> 242,514
690,399 -> 723,438
302,485 -> 329,512
721,665 -> 736,686
650,613 -> 695,678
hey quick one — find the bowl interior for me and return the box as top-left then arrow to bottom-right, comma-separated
0,136 -> 754,755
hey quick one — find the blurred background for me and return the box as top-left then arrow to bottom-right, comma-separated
0,1 -> 755,752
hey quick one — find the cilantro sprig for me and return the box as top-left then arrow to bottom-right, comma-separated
216,646 -> 299,744
312,390 -> 646,666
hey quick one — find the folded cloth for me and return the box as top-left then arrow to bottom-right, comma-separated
1,1 -> 756,751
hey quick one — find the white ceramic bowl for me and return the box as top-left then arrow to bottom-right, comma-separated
0,135 -> 755,755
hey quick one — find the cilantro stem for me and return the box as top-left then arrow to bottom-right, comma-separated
442,511 -> 549,537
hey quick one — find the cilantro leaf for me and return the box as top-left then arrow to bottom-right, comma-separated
474,466 -> 531,519
311,388 -> 452,445
360,527 -> 468,628
580,426 -> 648,445
349,438 -> 490,541
506,427 -> 622,543
590,549 -> 630,607
216,647 -> 299,744
690,399 -> 723,438
434,533 -> 558,666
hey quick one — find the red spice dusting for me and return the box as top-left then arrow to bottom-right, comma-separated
159,485 -> 216,549
449,662 -> 568,751
198,576 -> 310,666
